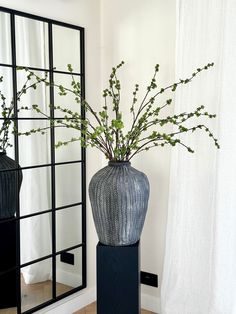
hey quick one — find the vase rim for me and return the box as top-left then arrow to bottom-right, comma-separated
108,161 -> 131,166
0,151 -> 6,155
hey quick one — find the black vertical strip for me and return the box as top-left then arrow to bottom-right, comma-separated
10,13 -> 21,314
80,28 -> 87,288
48,23 -> 56,300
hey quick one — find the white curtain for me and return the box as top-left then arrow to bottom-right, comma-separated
0,13 -> 14,158
16,18 -> 52,284
0,13 -> 51,284
0,12 -> 11,64
161,0 -> 236,313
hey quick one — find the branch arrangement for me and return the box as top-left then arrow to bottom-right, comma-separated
11,62 -> 219,160
0,74 -> 43,152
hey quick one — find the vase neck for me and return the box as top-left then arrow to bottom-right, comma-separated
0,151 -> 6,156
108,161 -> 131,167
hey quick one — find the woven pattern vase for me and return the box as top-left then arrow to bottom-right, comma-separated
89,161 -> 150,246
0,152 -> 23,219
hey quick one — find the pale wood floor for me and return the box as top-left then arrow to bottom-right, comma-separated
73,302 -> 157,314
0,277 -> 72,314
0,301 -> 157,314
21,278 -> 72,312
0,281 -> 157,314
0,309 -> 16,314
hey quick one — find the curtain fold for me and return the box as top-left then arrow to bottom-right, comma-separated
0,13 -> 14,158
16,18 -> 52,284
161,0 -> 236,313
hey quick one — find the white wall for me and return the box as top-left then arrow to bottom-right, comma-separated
0,0 -> 101,311
101,0 -> 176,308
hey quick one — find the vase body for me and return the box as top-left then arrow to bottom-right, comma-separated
0,152 -> 23,219
89,161 -> 150,246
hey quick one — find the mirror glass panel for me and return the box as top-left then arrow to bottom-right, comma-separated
18,120 -> 51,167
0,66 -> 15,159
20,167 -> 52,215
0,219 -> 17,313
56,205 -> 82,251
56,247 -> 82,297
53,73 -> 82,163
20,213 -> 52,264
55,163 -> 82,207
0,284 -> 17,313
21,258 -> 53,312
0,12 -> 11,64
55,126 -> 82,163
0,66 -> 12,99
15,16 -> 49,69
53,25 -> 80,72
53,73 -> 81,117
17,70 -> 50,118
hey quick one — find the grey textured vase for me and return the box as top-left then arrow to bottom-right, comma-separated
0,152 -> 23,219
89,161 -> 150,246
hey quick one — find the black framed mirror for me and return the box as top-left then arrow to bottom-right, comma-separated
0,6 -> 86,314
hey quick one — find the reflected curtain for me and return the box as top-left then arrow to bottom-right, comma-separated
161,0 -> 236,313
17,18 -> 52,284
0,13 -> 14,158
0,12 -> 11,63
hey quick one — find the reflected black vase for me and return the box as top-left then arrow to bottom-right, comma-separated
0,152 -> 23,219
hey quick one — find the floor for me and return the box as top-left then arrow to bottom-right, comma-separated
0,281 -> 157,314
73,302 -> 157,314
21,278 -> 72,312
0,301 -> 157,314
0,309 -> 16,314
0,277 -> 72,314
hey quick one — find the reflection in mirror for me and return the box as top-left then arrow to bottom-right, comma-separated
0,304 -> 17,314
15,16 -> 49,69
56,247 -> 82,297
20,213 -> 52,264
53,73 -> 81,117
19,167 -> 51,215
56,206 -> 82,251
18,120 -> 51,167
0,271 -> 17,314
21,259 -> 52,312
0,67 -> 15,159
0,219 -> 17,313
17,70 -> 50,118
53,72 -> 82,163
0,67 -> 12,106
0,12 -> 11,64
55,163 -> 82,207
53,25 -> 80,72
55,126 -> 82,163
0,271 -> 17,313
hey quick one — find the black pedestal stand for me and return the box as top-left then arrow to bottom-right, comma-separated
0,218 -> 17,309
97,241 -> 140,314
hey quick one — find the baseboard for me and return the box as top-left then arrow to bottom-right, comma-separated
35,287 -> 96,314
141,293 -> 161,314
56,269 -> 82,288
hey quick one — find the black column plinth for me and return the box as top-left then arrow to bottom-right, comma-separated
0,218 -> 17,309
97,241 -> 140,314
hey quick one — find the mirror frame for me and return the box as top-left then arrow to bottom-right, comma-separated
0,6 -> 86,314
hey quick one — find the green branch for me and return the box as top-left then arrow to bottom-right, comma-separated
4,62 -> 219,161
